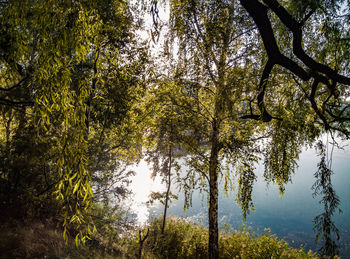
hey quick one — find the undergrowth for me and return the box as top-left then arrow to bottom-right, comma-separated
123,217 -> 323,259
1,217 -> 338,258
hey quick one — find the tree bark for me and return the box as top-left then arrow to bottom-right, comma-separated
161,146 -> 172,234
208,119 -> 220,259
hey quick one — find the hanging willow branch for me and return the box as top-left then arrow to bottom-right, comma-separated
312,140 -> 342,257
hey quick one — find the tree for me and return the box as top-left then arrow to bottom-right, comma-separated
145,122 -> 177,235
141,77 -> 185,234
1,0 -> 107,236
148,2 -> 267,257
239,0 -> 350,134
234,1 -> 350,256
1,0 -> 349,256
149,0 -> 350,257
0,0 -> 148,240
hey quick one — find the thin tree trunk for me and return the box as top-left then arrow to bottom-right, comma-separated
208,119 -> 220,259
161,146 -> 172,234
138,228 -> 149,259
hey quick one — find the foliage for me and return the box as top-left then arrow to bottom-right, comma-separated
150,0 -> 350,256
2,216 -> 342,259
124,217 -> 320,259
312,140 -> 342,257
0,0 -> 349,257
0,111 -> 63,220
0,0 -> 148,241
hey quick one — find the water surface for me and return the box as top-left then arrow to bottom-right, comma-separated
132,141 -> 350,257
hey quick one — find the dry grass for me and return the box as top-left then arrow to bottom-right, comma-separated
0,220 -> 66,258
0,220 -> 122,259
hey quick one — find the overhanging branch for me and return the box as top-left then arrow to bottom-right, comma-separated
239,0 -> 350,136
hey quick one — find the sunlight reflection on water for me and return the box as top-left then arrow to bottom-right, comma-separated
128,160 -> 164,225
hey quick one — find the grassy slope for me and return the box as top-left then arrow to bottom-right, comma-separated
0,217 -> 331,259
123,217 -> 321,259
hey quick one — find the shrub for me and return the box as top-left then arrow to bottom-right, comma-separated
130,217 -> 320,259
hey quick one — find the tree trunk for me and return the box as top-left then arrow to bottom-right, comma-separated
138,228 -> 149,259
161,146 -> 172,234
208,119 -> 220,259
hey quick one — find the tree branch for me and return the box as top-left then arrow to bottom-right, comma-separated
0,76 -> 29,92
239,0 -> 350,137
0,98 -> 33,106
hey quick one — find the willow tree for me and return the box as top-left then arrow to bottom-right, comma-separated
0,0 -> 148,241
236,0 -> 350,256
156,0 -> 350,257
158,1 -> 267,258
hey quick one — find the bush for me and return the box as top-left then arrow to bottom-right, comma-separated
127,217 -> 320,259
0,217 -> 327,259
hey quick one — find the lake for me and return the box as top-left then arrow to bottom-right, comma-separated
130,139 -> 350,257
